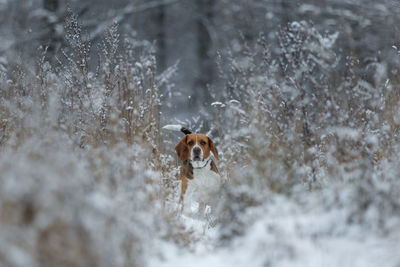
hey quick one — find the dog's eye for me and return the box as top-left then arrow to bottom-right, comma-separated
200,140 -> 206,146
188,141 -> 194,146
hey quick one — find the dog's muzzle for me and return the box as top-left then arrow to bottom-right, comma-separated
192,147 -> 202,161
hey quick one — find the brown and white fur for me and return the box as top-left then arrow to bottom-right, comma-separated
175,132 -> 222,216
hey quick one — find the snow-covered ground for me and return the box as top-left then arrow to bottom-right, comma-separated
2,10 -> 400,266
152,195 -> 400,267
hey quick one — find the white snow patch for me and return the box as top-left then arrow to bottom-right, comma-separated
162,124 -> 183,132
211,102 -> 226,108
328,126 -> 360,141
151,195 -> 400,267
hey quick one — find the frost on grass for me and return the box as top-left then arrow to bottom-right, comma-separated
0,14 -> 174,267
183,20 -> 400,266
0,134 -> 153,266
2,13 -> 400,267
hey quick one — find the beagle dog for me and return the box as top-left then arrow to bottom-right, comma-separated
173,127 -> 222,216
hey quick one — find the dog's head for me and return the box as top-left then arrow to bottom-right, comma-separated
175,133 -> 219,164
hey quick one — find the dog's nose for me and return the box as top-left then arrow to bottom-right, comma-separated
193,147 -> 201,155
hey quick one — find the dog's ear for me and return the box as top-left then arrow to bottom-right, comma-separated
175,135 -> 189,161
208,137 -> 219,160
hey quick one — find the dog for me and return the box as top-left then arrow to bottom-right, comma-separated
163,125 -> 222,216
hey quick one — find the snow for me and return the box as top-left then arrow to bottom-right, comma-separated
328,126 -> 360,141
2,7 -> 400,266
163,124 -> 183,132
151,195 -> 400,267
211,101 -> 226,108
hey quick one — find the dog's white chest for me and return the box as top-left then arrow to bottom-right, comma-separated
192,168 -> 221,193
185,167 -> 222,204
182,160 -> 222,216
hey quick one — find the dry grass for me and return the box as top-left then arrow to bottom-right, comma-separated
212,22 -> 400,238
0,13 -> 178,267
2,15 -> 400,266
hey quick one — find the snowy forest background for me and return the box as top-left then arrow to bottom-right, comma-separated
1,0 -> 400,266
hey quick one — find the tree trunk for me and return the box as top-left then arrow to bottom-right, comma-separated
43,0 -> 59,12
155,5 -> 166,72
192,0 -> 214,107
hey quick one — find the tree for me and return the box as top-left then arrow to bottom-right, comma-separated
193,0 -> 214,107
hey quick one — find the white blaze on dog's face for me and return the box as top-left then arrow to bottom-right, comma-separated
175,133 -> 219,166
